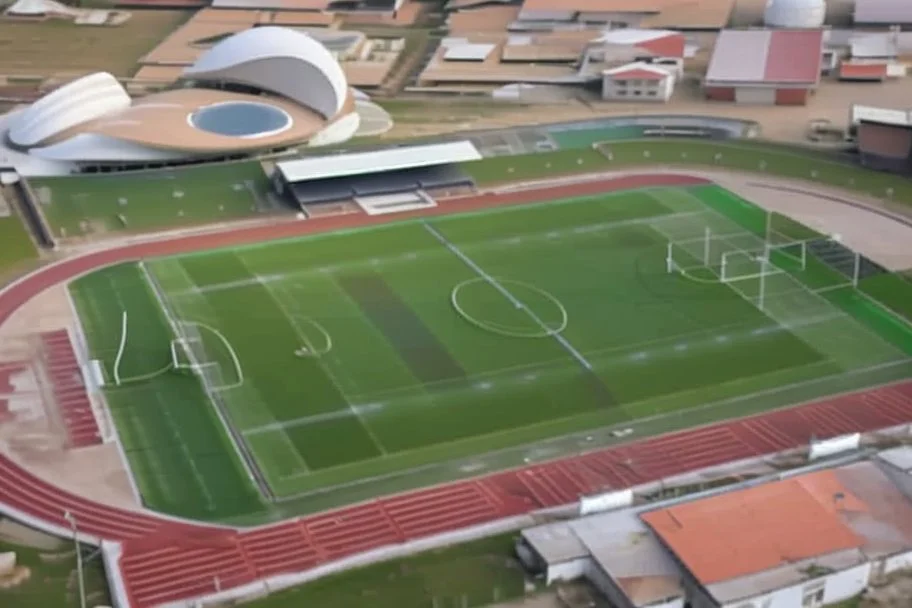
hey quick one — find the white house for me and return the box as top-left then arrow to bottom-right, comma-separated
602,63 -> 675,102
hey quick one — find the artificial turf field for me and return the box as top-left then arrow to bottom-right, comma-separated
28,161 -> 272,237
70,184 -> 912,520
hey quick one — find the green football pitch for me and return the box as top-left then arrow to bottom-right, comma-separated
70,184 -> 912,520
29,161 -> 272,237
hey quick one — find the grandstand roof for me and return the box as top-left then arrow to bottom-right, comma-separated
276,141 -> 482,183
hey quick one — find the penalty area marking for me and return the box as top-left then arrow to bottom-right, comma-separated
176,320 -> 245,391
451,277 -> 568,338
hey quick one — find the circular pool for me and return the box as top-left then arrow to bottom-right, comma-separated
189,101 -> 292,138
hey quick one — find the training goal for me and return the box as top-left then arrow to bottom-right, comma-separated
169,321 -> 244,391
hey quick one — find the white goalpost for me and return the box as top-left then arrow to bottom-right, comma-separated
169,322 -> 244,391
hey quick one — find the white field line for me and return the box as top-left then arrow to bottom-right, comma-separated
71,276 -> 142,505
112,311 -> 128,386
651,217 -> 874,367
233,255 -> 389,459
162,258 -> 311,480
423,221 -> 594,372
184,321 -> 244,391
136,261 -> 216,511
243,403 -> 385,438
672,189 -> 908,358
245,309 -> 850,437
138,260 -> 263,499
273,358 -> 912,502
168,210 -> 707,299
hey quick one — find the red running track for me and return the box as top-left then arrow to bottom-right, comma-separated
0,174 -> 911,607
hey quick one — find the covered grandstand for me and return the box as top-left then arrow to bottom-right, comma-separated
273,141 -> 482,215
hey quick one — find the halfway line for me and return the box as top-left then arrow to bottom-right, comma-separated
422,221 -> 594,372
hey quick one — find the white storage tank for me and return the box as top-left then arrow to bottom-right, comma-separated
763,0 -> 826,28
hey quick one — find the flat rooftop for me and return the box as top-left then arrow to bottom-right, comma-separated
517,0 -> 735,29
523,509 -> 684,608
855,0 -> 912,24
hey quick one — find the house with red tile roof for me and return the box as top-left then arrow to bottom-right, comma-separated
602,62 -> 675,102
519,449 -> 912,608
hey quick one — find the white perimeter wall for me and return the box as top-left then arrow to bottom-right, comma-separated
722,563 -> 871,608
546,557 -> 590,585
885,549 -> 912,574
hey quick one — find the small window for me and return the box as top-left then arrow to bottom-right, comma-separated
647,90 -> 658,96
802,581 -> 826,608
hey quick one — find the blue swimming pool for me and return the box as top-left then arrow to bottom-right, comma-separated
189,102 -> 291,137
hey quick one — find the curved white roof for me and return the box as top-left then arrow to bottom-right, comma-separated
764,0 -> 826,28
29,133 -> 187,163
8,72 -> 130,148
183,27 -> 348,120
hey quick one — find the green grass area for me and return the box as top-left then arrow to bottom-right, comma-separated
69,264 -> 262,520
857,274 -> 912,323
29,161 -> 275,238
70,184 -> 912,520
463,149 -> 609,184
549,125 -> 650,148
0,11 -> 188,77
242,533 -> 531,608
0,213 -> 38,276
462,140 -> 912,205
0,533 -> 110,607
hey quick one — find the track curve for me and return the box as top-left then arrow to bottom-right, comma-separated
1,173 -> 911,607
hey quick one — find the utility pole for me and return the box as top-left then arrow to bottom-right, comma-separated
64,511 -> 86,608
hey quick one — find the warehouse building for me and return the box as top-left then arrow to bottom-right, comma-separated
703,29 -> 824,105
520,447 -> 912,608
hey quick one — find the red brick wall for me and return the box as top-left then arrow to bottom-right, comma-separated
704,87 -> 735,102
774,88 -> 809,106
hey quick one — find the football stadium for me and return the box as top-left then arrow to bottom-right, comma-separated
66,175 -> 912,520
4,128 -> 912,607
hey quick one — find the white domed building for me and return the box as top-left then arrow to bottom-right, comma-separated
763,0 -> 826,28
0,27 -> 388,174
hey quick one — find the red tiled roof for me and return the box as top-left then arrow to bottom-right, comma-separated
607,68 -> 668,80
642,470 -> 865,584
840,62 -> 888,80
764,29 -> 824,83
638,33 -> 685,58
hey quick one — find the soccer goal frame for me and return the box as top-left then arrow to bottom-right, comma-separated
665,227 -> 717,274
169,321 -> 244,392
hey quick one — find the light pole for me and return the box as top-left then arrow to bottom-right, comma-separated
64,511 -> 87,608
